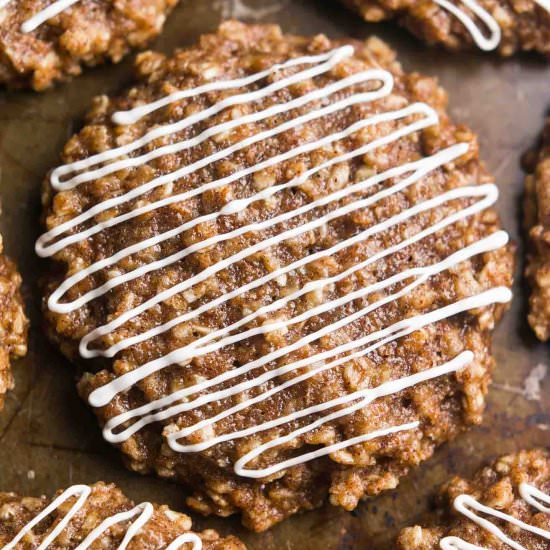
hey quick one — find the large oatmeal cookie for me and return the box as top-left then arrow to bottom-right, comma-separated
40,21 -> 514,531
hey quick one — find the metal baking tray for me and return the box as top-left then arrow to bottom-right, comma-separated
0,1 -> 548,548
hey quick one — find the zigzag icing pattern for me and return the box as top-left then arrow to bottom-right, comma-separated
38,44 -> 512,478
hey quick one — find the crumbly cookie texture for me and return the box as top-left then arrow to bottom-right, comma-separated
0,234 -> 28,410
0,482 -> 245,549
525,118 -> 550,341
0,0 -> 179,91
341,0 -> 550,56
397,449 -> 550,549
41,21 -> 513,532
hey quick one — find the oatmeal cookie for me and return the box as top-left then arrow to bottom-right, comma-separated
525,117 -> 550,341
0,482 -> 245,549
0,232 -> 27,410
341,0 -> 550,56
397,449 -> 550,549
40,21 -> 514,531
0,0 -> 179,91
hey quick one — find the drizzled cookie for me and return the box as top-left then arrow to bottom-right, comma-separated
39,22 -> 514,531
341,0 -> 550,56
0,0 -> 179,90
0,482 -> 245,549
398,449 -> 550,549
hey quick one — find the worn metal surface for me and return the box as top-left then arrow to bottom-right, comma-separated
0,1 -> 549,548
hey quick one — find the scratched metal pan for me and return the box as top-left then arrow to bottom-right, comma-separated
0,1 -> 548,548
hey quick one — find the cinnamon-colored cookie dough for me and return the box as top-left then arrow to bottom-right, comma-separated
525,118 -> 550,341
0,482 -> 245,549
40,21 -> 513,531
0,0 -> 179,90
397,449 -> 550,549
341,0 -> 550,56
0,232 -> 27,410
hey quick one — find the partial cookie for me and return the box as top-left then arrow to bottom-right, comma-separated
0,482 -> 245,549
525,118 -> 550,341
40,21 -> 513,531
397,449 -> 550,549
341,0 -> 550,56
0,0 -> 179,91
0,232 -> 27,410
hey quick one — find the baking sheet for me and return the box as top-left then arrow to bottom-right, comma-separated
0,1 -> 549,548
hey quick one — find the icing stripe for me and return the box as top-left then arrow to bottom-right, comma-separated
111,46 -> 355,126
440,484 -> 550,550
536,0 -> 550,11
236,421 -> 421,479
440,537 -> 486,550
39,45 -> 512,478
166,534 -> 203,550
433,1 -> 549,52
76,503 -> 154,550
0,0 -> 81,33
520,482 -> 550,513
4,485 -> 202,549
434,0 -> 502,51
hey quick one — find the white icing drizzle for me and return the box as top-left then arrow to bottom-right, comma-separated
3,485 -> 202,550
38,45 -> 512,479
0,0 -> 81,33
433,0 -> 549,52
440,483 -> 550,550
434,0 -> 502,51
520,481 -> 550,513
